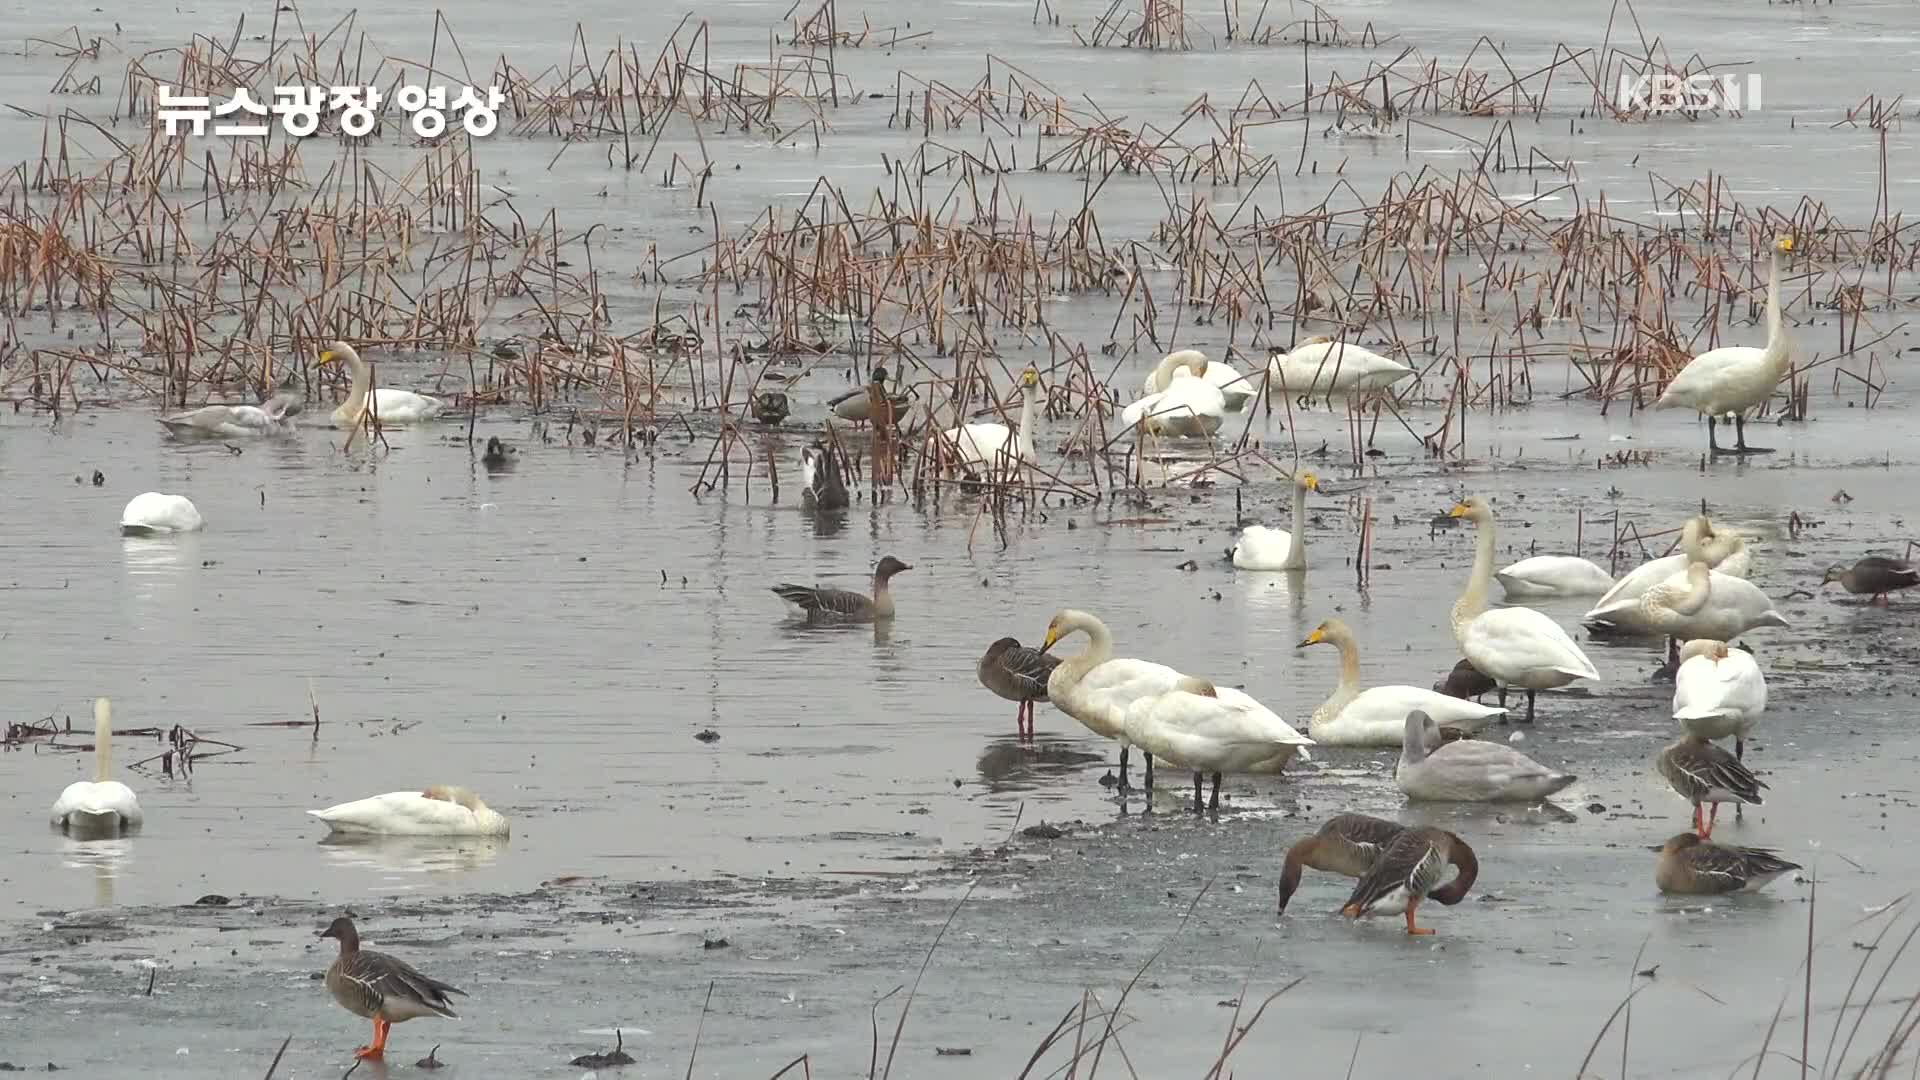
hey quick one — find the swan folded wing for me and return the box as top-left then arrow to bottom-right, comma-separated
309,792 -> 477,833
1590,554 -> 1686,613
1351,686 -> 1503,732
1076,658 -> 1185,707
1231,526 -> 1294,567
1467,610 -> 1597,679
52,780 -> 141,823
1662,346 -> 1766,405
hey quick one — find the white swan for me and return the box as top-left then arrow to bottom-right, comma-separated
1654,236 -> 1795,455
1230,471 -> 1319,571
120,492 -> 205,535
159,392 -> 302,439
941,368 -> 1038,477
1267,336 -> 1415,400
1296,619 -> 1505,746
1585,517 -> 1750,627
1495,555 -> 1614,600
1672,639 -> 1767,760
308,785 -> 510,837
1120,355 -> 1225,437
50,698 -> 142,836
1143,349 -> 1255,412
1448,497 -> 1601,722
1585,559 -> 1787,647
319,340 -> 448,427
1041,608 -> 1306,790
1396,711 -> 1576,802
1120,676 -> 1313,811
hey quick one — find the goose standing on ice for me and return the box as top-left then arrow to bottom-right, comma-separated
51,698 -> 142,836
1339,827 -> 1478,935
320,916 -> 466,1061
1277,813 -> 1477,915
1823,556 -> 1920,606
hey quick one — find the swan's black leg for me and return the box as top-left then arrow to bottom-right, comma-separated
1496,684 -> 1510,723
1733,414 -> 1772,455
1523,689 -> 1537,724
1208,772 -> 1222,813
1192,772 -> 1204,812
1144,753 -> 1156,792
1117,746 -> 1133,792
1707,415 -> 1723,456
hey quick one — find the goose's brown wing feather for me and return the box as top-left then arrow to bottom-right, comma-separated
1659,741 -> 1766,804
772,584 -> 874,620
1856,557 -> 1919,589
1343,829 -> 1446,913
342,948 -> 466,1018
995,646 -> 1059,700
1689,843 -> 1801,885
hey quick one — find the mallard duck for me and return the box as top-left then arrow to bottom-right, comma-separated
481,437 -> 517,469
319,916 -> 466,1060
50,698 -> 141,836
308,785 -> 510,837
772,555 -> 911,624
830,366 -> 910,424
1339,827 -> 1477,935
1657,734 -> 1765,839
799,441 -> 849,511
1267,336 -> 1415,402
1120,354 -> 1225,437
1229,471 -> 1319,572
159,391 -> 302,439
941,368 -> 1039,479
1654,832 -> 1800,895
1119,676 -> 1313,812
1396,710 -> 1575,802
1822,556 -> 1919,606
120,492 -> 205,535
1587,515 -> 1751,624
1278,813 -> 1479,915
1040,608 -> 1306,792
1494,555 -> 1614,600
1296,618 -> 1505,745
1142,349 -> 1256,412
752,390 -> 791,425
977,637 -> 1059,738
1672,639 -> 1766,759
1433,658 -> 1498,702
317,340 -> 448,427
1448,497 -> 1600,722
1654,236 -> 1795,455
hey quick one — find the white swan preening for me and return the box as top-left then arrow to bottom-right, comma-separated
1297,619 -> 1505,746
1583,559 -> 1787,649
1120,353 -> 1225,437
50,698 -> 143,836
1120,676 -> 1313,812
1655,235 -> 1795,455
120,492 -> 205,535
308,786 -> 510,837
1142,349 -> 1255,412
1041,608 -> 1309,793
1396,711 -> 1576,803
1230,471 -> 1319,571
319,340 -> 448,428
1584,516 -> 1750,626
1495,555 -> 1614,600
1449,497 -> 1600,722
941,368 -> 1038,478
159,392 -> 302,439
1267,336 -> 1415,400
1672,639 -> 1767,759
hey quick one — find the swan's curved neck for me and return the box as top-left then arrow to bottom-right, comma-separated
1761,249 -> 1788,369
343,354 -> 371,419
1056,618 -> 1114,689
1400,722 -> 1433,767
1669,569 -> 1712,616
1151,353 -> 1187,389
1015,382 -> 1036,460
1453,519 -> 1495,639
94,709 -> 112,783
1317,630 -> 1362,717
1284,481 -> 1309,570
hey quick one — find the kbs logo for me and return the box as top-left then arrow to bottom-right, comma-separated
1617,72 -> 1762,115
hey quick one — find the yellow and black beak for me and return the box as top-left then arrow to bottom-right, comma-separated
1448,502 -> 1471,518
318,350 -> 337,366
1295,628 -> 1324,649
1041,626 -> 1060,652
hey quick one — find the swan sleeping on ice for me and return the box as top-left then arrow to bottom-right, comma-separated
308,785 -> 511,837
318,340 -> 448,428
120,493 -> 205,535
51,698 -> 142,836
1494,555 -> 1614,600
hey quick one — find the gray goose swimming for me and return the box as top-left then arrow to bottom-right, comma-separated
772,556 -> 911,624
1822,556 -> 1918,606
320,916 -> 466,1061
976,636 -> 1059,738
1654,832 -> 1800,895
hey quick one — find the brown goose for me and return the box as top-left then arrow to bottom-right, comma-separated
772,556 -> 911,624
1278,813 -> 1479,915
977,637 -> 1059,738
1656,734 -> 1765,839
1432,658 -> 1498,702
1654,832 -> 1800,895
1338,827 -> 1479,935
1822,556 -> 1919,606
319,916 -> 465,1060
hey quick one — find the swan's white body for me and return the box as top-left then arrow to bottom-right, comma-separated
1231,471 -> 1318,571
1300,620 -> 1505,747
1268,338 -> 1415,398
1655,239 -> 1793,426
1495,556 -> 1614,600
51,699 -> 142,835
159,393 -> 300,439
320,340 -> 448,427
1396,712 -> 1576,802
308,786 -> 510,837
120,492 -> 205,535
1042,609 -> 1308,772
1121,356 -> 1225,437
1450,498 -> 1600,694
941,370 -> 1038,476
1586,518 -> 1750,626
1584,562 -> 1787,641
1672,640 -> 1767,743
1120,679 -> 1313,775
1142,350 -> 1255,412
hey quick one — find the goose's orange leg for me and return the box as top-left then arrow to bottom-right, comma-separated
1404,896 -> 1435,936
354,1018 -> 390,1060
1692,803 -> 1704,836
